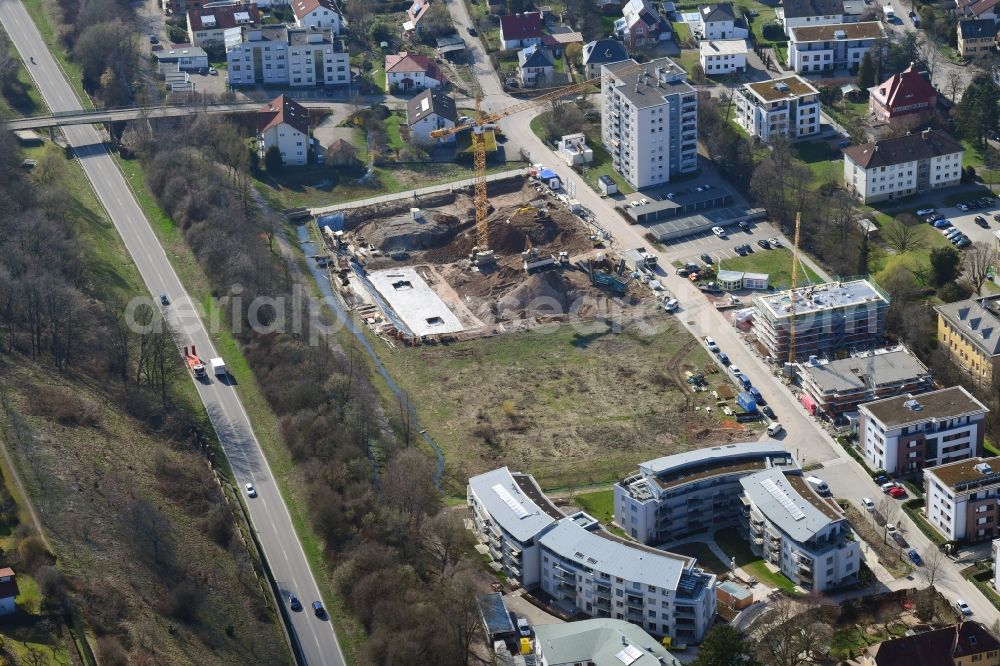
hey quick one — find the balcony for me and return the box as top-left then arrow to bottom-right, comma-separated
626,595 -> 644,605
596,584 -> 612,595
625,610 -> 645,622
594,597 -> 611,609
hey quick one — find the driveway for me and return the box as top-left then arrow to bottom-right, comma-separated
443,0 -> 505,99
504,591 -> 565,628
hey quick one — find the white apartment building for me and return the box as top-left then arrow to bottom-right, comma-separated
733,75 -> 820,142
258,95 -> 310,166
226,26 -> 350,88
787,21 -> 884,73
740,468 -> 861,591
601,58 -> 698,189
843,129 -> 964,204
859,386 -> 989,476
781,0 -> 844,31
467,467 -> 562,587
615,442 -> 795,544
539,515 -> 716,642
924,457 -> 1000,543
699,39 -> 748,75
186,3 -> 259,48
292,0 -> 341,31
469,467 -> 717,642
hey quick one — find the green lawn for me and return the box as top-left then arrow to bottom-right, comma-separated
719,247 -> 822,289
714,528 -> 798,592
677,50 -> 701,77
794,141 -> 842,188
869,213 -> 952,288
829,624 -> 908,661
573,489 -> 629,538
672,21 -> 693,46
384,113 -> 405,152
667,541 -> 729,574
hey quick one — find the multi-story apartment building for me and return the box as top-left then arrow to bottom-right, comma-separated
468,467 -> 717,642
781,0 -> 844,31
936,295 -> 1000,388
924,457 -> 1000,542
226,26 -> 349,87
863,621 -> 1000,666
843,129 -> 964,204
533,619 -> 682,666
258,94 -> 310,166
467,467 -> 562,587
797,346 -> 933,423
538,515 -> 716,642
733,75 -> 820,142
186,3 -> 259,48
740,468 -> 861,591
752,279 -> 890,362
615,442 -> 795,544
787,21 -> 884,73
859,386 -> 989,476
699,39 -> 748,75
868,64 -> 939,126
601,58 -> 698,189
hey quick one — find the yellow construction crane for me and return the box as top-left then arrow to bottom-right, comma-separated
788,212 -> 802,365
430,59 -> 659,265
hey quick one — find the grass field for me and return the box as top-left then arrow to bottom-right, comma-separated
794,141 -> 843,189
376,319 -> 735,494
714,528 -> 797,592
718,247 -> 822,289
869,213 -> 952,288
254,160 -> 524,210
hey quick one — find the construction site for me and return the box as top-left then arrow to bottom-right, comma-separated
315,175 -> 669,344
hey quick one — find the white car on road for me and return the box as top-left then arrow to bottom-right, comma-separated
916,208 -> 935,216
861,497 -> 875,511
957,599 -> 973,616
705,337 -> 719,352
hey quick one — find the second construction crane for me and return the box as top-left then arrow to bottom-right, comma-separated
430,58 -> 659,266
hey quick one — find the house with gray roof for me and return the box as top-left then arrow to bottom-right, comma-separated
582,38 -> 629,78
518,44 -> 555,87
698,3 -> 747,39
936,294 -> 1000,388
797,346 -> 933,422
740,468 -> 860,591
781,0 -> 844,30
532,618 -> 682,666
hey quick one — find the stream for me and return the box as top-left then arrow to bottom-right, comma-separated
295,223 -> 446,489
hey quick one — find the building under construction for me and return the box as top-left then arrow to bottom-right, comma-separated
752,279 -> 890,362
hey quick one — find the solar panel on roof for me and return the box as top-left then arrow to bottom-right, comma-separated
761,477 -> 806,521
616,645 -> 644,665
492,484 -> 529,518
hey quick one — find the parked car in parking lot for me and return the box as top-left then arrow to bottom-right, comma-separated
889,486 -> 907,498
712,226 -> 727,238
738,221 -> 750,231
757,239 -> 771,249
735,245 -> 748,256
761,405 -> 775,419
768,237 -> 782,248
933,219 -> 951,228
881,481 -> 899,493
957,238 -> 972,248
908,549 -> 922,565
916,208 -> 935,216
701,253 -> 714,265
976,216 -> 990,228
958,203 -> 970,211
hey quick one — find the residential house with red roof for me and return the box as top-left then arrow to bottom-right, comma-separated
615,0 -> 671,47
385,52 -> 446,91
258,95 -> 311,166
957,0 -> 1000,20
499,12 -> 543,49
0,569 -> 18,616
186,3 -> 259,48
868,63 -> 939,126
292,0 -> 341,32
863,621 -> 1000,666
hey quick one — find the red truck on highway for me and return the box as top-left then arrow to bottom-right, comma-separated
183,345 -> 206,378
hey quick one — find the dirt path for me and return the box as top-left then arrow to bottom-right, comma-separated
0,388 -> 52,552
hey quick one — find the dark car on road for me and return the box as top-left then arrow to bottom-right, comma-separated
761,405 -> 775,419
976,216 -> 990,228
908,549 -> 922,565
313,601 -> 325,617
289,594 -> 302,611
466,25 -> 477,35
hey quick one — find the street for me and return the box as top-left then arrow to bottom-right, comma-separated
0,0 -> 347,663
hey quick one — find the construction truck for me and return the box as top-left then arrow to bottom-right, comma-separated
184,345 -> 207,379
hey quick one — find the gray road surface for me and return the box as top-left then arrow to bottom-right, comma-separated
0,0 -> 346,662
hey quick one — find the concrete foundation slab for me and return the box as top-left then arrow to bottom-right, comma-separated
368,266 -> 465,337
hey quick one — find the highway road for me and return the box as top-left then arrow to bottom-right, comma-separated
0,0 -> 345,663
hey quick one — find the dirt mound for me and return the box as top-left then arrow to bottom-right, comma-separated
366,212 -> 464,252
497,270 -> 582,319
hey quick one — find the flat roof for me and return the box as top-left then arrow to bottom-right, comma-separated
790,20 -> 883,41
926,457 -> 1000,492
533,619 -> 680,666
154,46 -> 208,59
368,267 -> 464,337
741,468 -> 843,542
743,75 -> 819,102
754,279 -> 888,319
540,520 -> 689,589
700,39 -> 749,56
644,207 -> 765,239
640,441 -> 790,476
799,347 -> 930,394
717,580 -> 753,599
478,592 -> 516,636
468,467 -> 559,542
860,386 -> 988,429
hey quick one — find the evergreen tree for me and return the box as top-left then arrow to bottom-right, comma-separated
955,75 -> 1000,147
857,51 -> 876,89
692,624 -> 756,666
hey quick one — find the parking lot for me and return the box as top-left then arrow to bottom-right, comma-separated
924,197 -> 1000,248
657,219 -> 789,266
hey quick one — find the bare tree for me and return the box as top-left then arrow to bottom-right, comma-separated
436,562 -> 483,666
752,595 -> 834,666
877,494 -> 898,544
946,69 -> 965,104
884,214 -> 928,253
962,241 -> 998,294
920,547 -> 946,588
